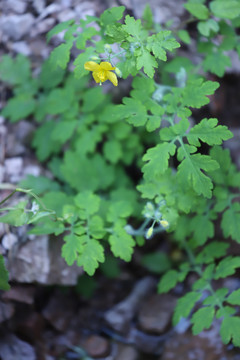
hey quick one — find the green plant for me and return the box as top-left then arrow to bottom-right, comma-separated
1,0 -> 240,346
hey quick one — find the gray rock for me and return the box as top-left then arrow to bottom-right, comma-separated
57,9 -> 76,23
0,301 -> 15,323
4,157 -> 23,183
2,233 -> 18,251
0,334 -> 36,360
115,344 -> 138,360
37,4 -> 61,21
11,41 -> 31,56
32,0 -> 46,15
0,164 -> 5,183
31,18 -> 55,37
8,236 -> 83,285
1,14 -> 35,40
4,0 -> 27,14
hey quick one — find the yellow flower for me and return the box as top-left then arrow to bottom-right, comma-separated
160,220 -> 169,228
84,61 -> 118,86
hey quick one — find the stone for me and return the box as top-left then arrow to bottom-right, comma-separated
138,294 -> 176,334
11,41 -> 31,56
2,285 -> 35,305
3,0 -> 27,14
0,164 -> 5,183
32,0 -> 46,15
2,233 -> 18,251
0,301 -> 15,323
4,157 -> 23,183
82,335 -> 110,358
57,9 -> 76,23
115,344 -> 138,360
1,14 -> 35,40
0,334 -> 36,360
37,4 -> 61,21
31,18 -> 55,37
8,236 -> 83,285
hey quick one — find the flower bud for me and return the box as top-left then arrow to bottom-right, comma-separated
115,67 -> 122,77
160,219 -> 169,229
90,56 -> 99,60
104,44 -> 112,53
146,227 -> 153,239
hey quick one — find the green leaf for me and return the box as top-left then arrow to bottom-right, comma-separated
197,19 -> 219,36
221,204 -> 240,242
19,175 -> 60,195
177,153 -> 219,198
100,6 -> 125,26
188,118 -> 232,146
210,1 -> 240,19
196,241 -> 229,264
2,94 -> 35,122
158,269 -> 179,293
109,221 -> 135,261
103,140 -> 122,164
203,288 -> 228,306
142,4 -> 153,30
182,79 -> 219,108
39,59 -> 65,89
142,143 -> 177,179
47,20 -> 75,42
88,215 -> 105,239
77,238 -> 105,276
107,201 -> 133,222
73,47 -> 95,79
136,48 -> 158,78
190,214 -> 214,246
160,118 -> 190,141
178,30 -> 191,44
42,191 -> 72,217
123,15 -> 142,38
147,31 -> 180,61
142,252 -> 171,274
220,316 -> 240,346
46,88 -> 74,114
226,289 -> 240,305
74,191 -> 100,218
62,233 -> 84,266
32,121 -> 61,161
203,51 -> 231,77
173,292 -> 202,325
0,54 -> 31,85
214,256 -> 240,279
51,120 -> 78,143
75,27 -> 98,49
0,208 -> 28,226
184,3 -> 209,19
50,42 -> 72,69
0,255 -> 10,291
191,306 -> 215,334
117,97 -> 148,126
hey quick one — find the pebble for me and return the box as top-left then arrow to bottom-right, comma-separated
0,334 -> 36,360
0,164 -> 5,183
0,301 -> 15,323
4,157 -> 23,182
138,294 -> 176,334
115,344 -> 138,360
83,335 -> 110,358
31,18 -> 56,37
1,14 -> 35,40
2,285 -> 35,305
2,233 -> 18,250
32,0 -> 46,15
57,9 -> 76,23
4,0 -> 27,14
11,41 -> 31,56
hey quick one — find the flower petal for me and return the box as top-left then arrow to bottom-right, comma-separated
84,61 -> 100,71
107,71 -> 118,86
92,71 -> 101,83
100,62 -> 115,71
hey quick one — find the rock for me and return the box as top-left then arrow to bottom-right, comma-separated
8,236 -> 83,285
82,335 -> 110,358
31,18 -> 56,37
0,301 -> 15,323
57,9 -> 76,23
115,344 -> 138,360
42,290 -> 78,331
2,285 -> 35,305
1,14 -> 35,40
0,164 -> 5,183
2,233 -> 18,251
4,0 -> 27,14
4,157 -> 23,183
23,164 -> 41,177
75,2 -> 96,19
32,0 -> 46,15
104,276 -> 156,333
11,41 -> 31,56
37,4 -> 62,21
0,334 -> 36,360
138,294 -> 176,334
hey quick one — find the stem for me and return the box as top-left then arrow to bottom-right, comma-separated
0,190 -> 17,206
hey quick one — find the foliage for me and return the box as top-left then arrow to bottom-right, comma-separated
1,0 -> 240,347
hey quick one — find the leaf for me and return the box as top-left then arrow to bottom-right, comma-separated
184,3 -> 209,20
221,204 -> 240,243
0,255 -> 10,291
46,88 -> 74,114
107,201 -> 133,222
50,42 -> 72,69
142,143 -> 177,179
203,288 -> 229,306
77,238 -> 105,276
32,121 -> 61,161
220,316 -> 240,346
160,118 -> 190,141
188,118 -> 233,146
196,241 -> 229,264
197,19 -> 219,37
62,233 -> 83,265
191,306 -> 215,334
142,4 -> 153,30
177,153 -> 219,198
214,256 -> 240,280
117,97 -> 148,126
136,48 -> 158,78
0,54 -> 31,85
74,191 -> 100,218
190,214 -> 214,246
2,94 -> 35,122
203,51 -> 231,77
109,221 -> 135,261
147,31 -> 180,61
88,215 -> 105,239
142,252 -> 171,274
73,47 -> 96,79
123,15 -> 142,38
19,175 -> 60,195
51,120 -> 78,143
158,269 -> 179,293
0,208 -> 28,226
210,1 -> 240,19
226,289 -> 240,305
39,59 -> 65,89
182,79 -> 219,108
75,27 -> 98,49
103,140 -> 122,164
100,6 -> 125,26
178,30 -> 191,44
47,20 -> 75,42
173,292 -> 202,325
